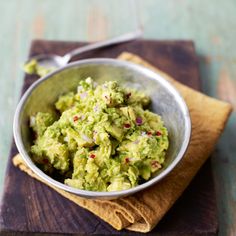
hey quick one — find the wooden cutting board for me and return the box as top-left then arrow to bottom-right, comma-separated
0,40 -> 218,235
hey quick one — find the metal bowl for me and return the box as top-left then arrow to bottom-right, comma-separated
13,58 -> 191,199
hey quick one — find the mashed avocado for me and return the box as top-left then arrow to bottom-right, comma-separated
24,59 -> 55,77
30,78 -> 169,192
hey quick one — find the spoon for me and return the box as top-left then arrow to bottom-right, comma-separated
29,29 -> 142,69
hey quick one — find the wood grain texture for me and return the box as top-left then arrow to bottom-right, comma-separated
0,40 -> 217,235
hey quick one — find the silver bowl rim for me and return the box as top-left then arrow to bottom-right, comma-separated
13,58 -> 191,198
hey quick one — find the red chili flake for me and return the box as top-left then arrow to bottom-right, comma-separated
125,157 -> 130,163
43,159 -> 49,164
124,123 -> 131,129
126,92 -> 132,99
147,131 -> 152,136
90,154 -> 96,159
73,116 -> 79,122
156,131 -> 162,136
136,117 -> 143,125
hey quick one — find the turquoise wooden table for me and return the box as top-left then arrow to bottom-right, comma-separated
0,1 -> 235,235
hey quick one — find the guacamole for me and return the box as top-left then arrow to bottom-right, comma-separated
24,59 -> 55,77
30,78 -> 169,192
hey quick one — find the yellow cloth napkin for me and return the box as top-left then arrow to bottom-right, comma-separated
12,52 -> 232,233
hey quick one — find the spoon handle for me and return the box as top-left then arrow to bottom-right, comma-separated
63,29 -> 143,63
